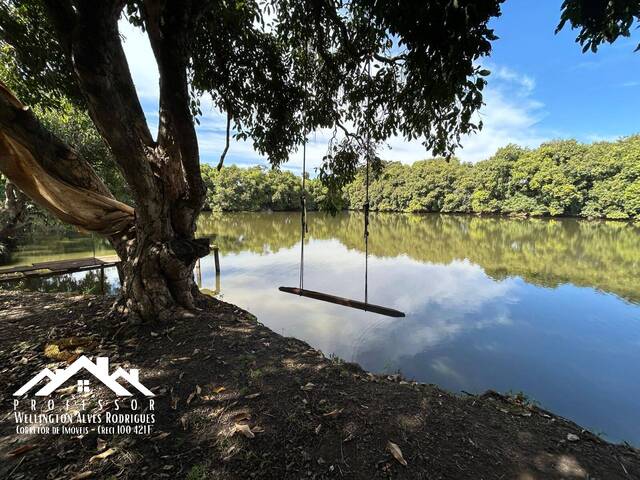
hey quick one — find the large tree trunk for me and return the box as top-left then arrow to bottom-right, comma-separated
31,0 -> 210,323
0,0 -> 212,322
0,181 -> 27,236
116,189 -> 209,323
0,80 -> 209,322
0,181 -> 28,263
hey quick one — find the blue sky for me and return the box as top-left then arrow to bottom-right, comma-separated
489,1 -> 640,143
120,1 -> 639,171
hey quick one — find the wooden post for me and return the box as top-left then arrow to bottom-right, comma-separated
100,266 -> 105,295
215,272 -> 221,295
195,258 -> 202,287
213,245 -> 220,273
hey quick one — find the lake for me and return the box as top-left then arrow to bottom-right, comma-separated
4,211 -> 640,445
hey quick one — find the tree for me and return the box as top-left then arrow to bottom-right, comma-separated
558,0 -> 640,52
0,177 -> 27,261
0,0 -> 503,322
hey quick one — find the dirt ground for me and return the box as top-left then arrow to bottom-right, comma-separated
0,290 -> 638,479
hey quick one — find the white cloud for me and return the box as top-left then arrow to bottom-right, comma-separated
385,64 -> 547,163
204,239 -> 518,367
119,18 -> 548,167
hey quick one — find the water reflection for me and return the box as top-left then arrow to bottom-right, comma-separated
198,211 -> 640,305
197,212 -> 640,445
0,268 -> 120,295
6,211 -> 640,445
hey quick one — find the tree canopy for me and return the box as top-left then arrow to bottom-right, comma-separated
1,0 -> 503,172
0,0 -> 506,320
558,0 -> 640,52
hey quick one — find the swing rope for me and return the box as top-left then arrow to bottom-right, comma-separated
299,130 -> 307,290
298,54 -> 371,304
364,57 -> 371,305
299,39 -> 309,292
280,48 -> 405,318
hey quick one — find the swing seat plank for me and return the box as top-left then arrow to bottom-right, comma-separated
279,286 -> 405,318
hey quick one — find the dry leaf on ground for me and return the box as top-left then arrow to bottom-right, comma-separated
387,441 -> 407,466
89,448 -> 116,463
233,423 -> 255,438
70,472 -> 94,480
8,444 -> 36,457
323,408 -> 343,417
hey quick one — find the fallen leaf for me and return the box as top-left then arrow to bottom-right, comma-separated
245,392 -> 261,399
251,425 -> 265,434
96,438 -> 107,451
213,386 -> 226,394
233,412 -> 251,422
301,382 -> 315,391
315,424 -> 322,435
322,408 -> 343,418
233,423 -> 255,438
151,432 -> 170,441
387,441 -> 407,466
70,472 -> 94,480
9,444 -> 36,457
186,391 -> 196,405
196,385 -> 202,394
57,386 -> 76,395
89,448 -> 116,463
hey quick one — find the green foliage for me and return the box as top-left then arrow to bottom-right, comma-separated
2,0 -> 504,191
33,98 -> 131,204
201,164 -> 325,212
185,464 -> 208,480
0,0 -> 82,109
199,136 -> 640,220
558,0 -> 640,52
344,136 -> 640,220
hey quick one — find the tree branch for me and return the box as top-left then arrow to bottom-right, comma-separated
143,0 -> 205,214
0,82 -> 113,197
217,110 -> 231,171
0,82 -> 134,238
373,53 -> 407,64
44,0 -> 156,203
41,0 -> 75,57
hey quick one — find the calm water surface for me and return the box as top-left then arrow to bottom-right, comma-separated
6,212 -> 640,445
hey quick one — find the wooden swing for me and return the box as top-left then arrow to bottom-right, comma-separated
279,59 -> 405,319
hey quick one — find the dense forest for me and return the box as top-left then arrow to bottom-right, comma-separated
2,99 -> 640,222
201,136 -> 640,220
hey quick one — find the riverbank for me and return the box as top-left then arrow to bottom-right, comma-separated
1,291 -> 638,479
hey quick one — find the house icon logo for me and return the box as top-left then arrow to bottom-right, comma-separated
13,356 -> 155,397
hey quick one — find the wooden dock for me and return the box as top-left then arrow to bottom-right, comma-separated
0,245 -> 219,294
0,255 -> 121,283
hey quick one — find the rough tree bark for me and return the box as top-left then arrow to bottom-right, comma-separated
0,0 -> 209,322
0,181 -> 28,262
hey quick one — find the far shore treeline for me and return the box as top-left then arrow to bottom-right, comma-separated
2,100 -> 640,223
201,136 -> 640,220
